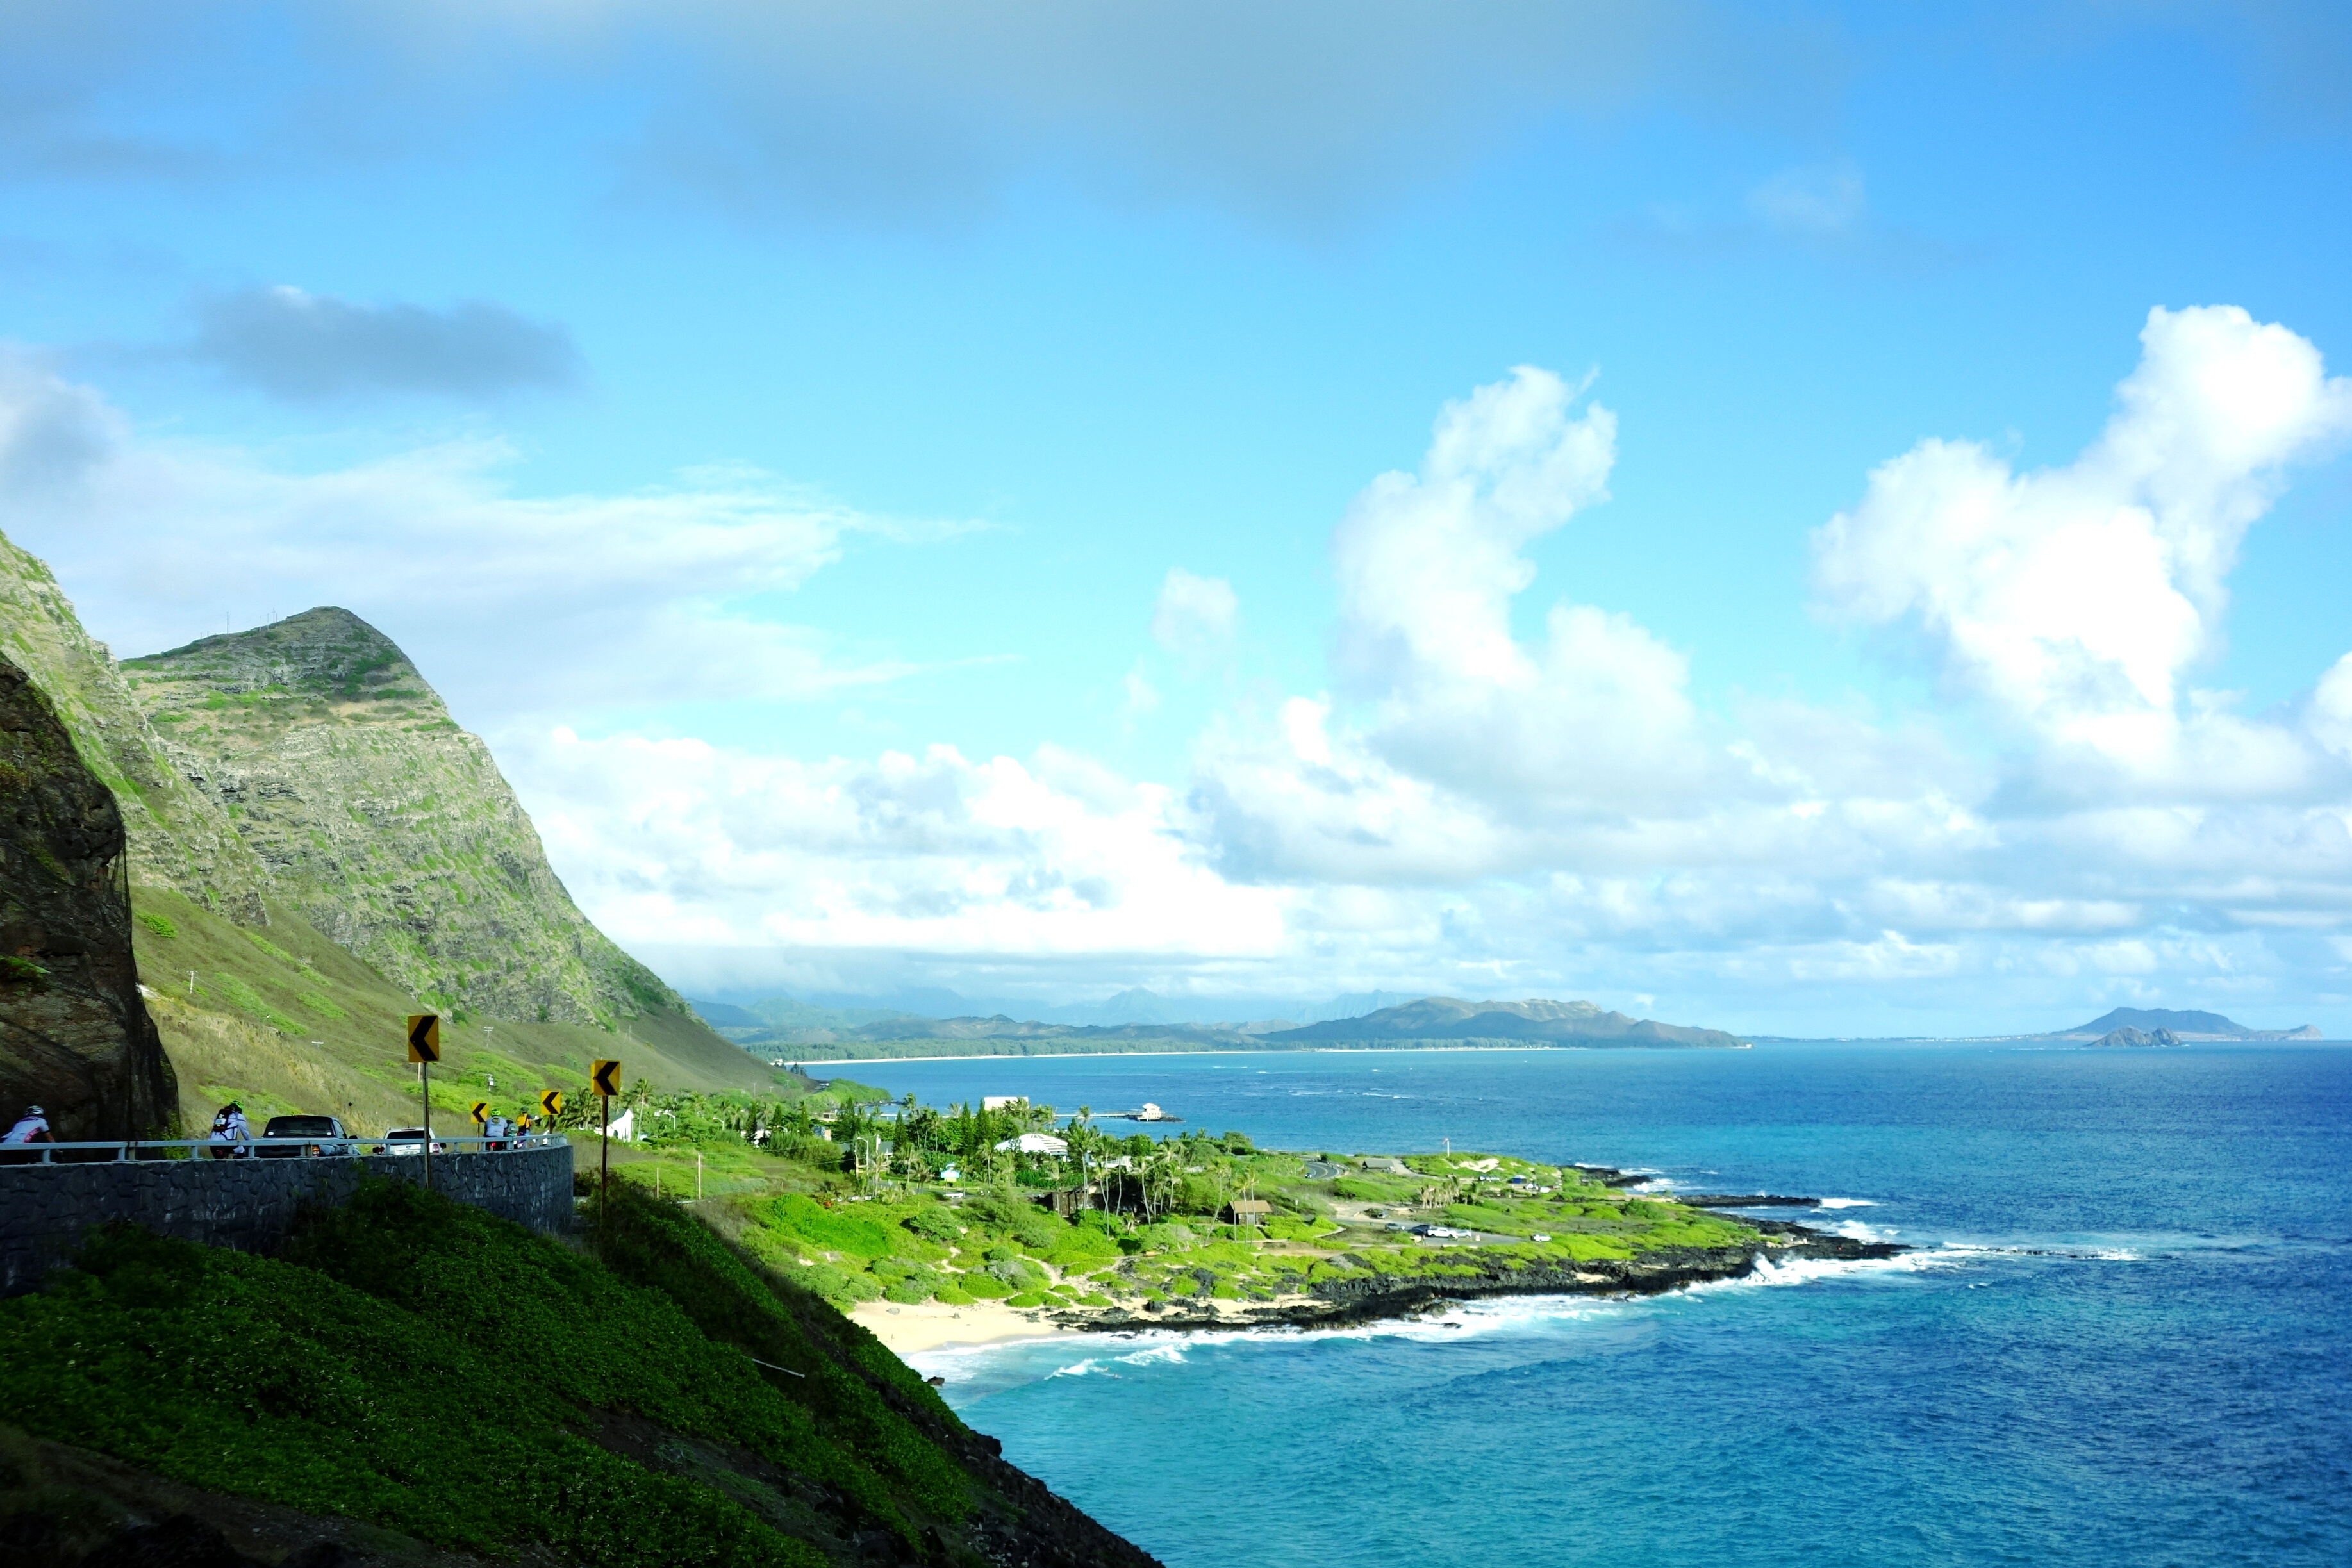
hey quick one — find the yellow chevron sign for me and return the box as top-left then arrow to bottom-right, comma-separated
590,1059 -> 622,1098
404,1014 -> 440,1063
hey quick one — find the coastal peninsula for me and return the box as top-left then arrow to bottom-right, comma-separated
672,1105 -> 1898,1356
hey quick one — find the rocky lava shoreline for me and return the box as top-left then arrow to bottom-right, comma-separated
1048,1214 -> 1905,1337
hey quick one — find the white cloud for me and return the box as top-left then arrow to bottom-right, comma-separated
509,727 -> 1290,962
1149,566 -> 1238,663
9,322 -> 2349,1032
0,352 -> 947,725
1814,304 -> 2352,786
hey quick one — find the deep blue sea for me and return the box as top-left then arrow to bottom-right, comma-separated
848,1044 -> 2352,1567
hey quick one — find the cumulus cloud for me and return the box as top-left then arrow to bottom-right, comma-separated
509,727 -> 1289,964
1198,365 -> 1735,884
186,286 -> 583,401
1149,567 -> 1238,663
1814,304 -> 2352,788
10,318 -> 2351,1030
0,352 -> 943,723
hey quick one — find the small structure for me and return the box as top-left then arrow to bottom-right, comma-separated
1223,1198 -> 1273,1226
1134,1103 -> 1171,1121
1359,1155 -> 1410,1174
992,1132 -> 1068,1156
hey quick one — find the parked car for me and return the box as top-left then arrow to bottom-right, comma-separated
256,1114 -> 357,1158
1411,1224 -> 1475,1239
378,1127 -> 444,1157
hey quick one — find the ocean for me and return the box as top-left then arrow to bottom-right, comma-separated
853,1044 -> 2352,1567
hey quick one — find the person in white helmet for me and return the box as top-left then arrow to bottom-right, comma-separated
2,1104 -> 54,1163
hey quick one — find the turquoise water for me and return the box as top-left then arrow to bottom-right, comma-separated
859,1045 -> 2352,1566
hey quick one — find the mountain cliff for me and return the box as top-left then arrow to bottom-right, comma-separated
0,654 -> 176,1138
0,529 -> 271,922
1264,996 -> 1748,1048
118,606 -> 679,1032
0,531 -> 777,1118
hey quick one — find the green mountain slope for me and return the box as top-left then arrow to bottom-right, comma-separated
0,1183 -> 1162,1567
0,531 -> 779,1122
0,527 -> 271,920
131,886 -> 780,1132
120,606 -> 679,1032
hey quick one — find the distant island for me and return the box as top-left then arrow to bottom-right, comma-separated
2051,1007 -> 2322,1044
705,994 -> 1751,1062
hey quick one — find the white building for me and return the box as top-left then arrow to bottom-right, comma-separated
982,1096 -> 1029,1112
992,1132 -> 1069,1155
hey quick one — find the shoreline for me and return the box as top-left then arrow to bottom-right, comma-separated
792,1043 -> 1753,1068
856,1217 -> 1900,1359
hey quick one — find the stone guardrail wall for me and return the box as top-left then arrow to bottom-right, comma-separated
0,1141 -> 575,1298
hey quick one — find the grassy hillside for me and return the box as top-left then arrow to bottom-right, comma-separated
130,886 -> 790,1135
119,607 -> 707,1032
0,1182 -> 1157,1567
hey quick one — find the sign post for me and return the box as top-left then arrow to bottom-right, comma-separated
590,1059 -> 621,1238
405,1014 -> 441,1191
470,1101 -> 488,1150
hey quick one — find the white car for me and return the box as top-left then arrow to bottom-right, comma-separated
379,1127 -> 445,1157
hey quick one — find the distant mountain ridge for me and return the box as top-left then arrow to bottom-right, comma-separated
2057,1007 -> 2321,1041
714,992 -> 1748,1057
1265,996 -> 1748,1049
691,986 -> 1425,1042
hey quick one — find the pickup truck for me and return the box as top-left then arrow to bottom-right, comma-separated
255,1114 -> 358,1159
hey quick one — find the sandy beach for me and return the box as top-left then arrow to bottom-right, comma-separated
851,1299 -> 1082,1356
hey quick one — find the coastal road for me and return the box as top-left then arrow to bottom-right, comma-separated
1301,1160 -> 1344,1178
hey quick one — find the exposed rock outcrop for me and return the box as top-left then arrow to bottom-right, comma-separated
119,608 -> 690,1029
2095,1027 -> 2185,1048
0,655 -> 176,1140
0,527 -> 272,923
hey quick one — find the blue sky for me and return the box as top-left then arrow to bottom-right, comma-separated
4,2 -> 2351,1034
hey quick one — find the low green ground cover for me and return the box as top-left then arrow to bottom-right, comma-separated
0,1182 -> 981,1566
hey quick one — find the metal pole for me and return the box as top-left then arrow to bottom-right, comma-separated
696,1151 -> 703,1200
599,1091 -> 611,1239
420,1060 -> 434,1193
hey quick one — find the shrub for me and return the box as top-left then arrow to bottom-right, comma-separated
1010,1214 -> 1064,1251
295,990 -> 348,1021
135,911 -> 177,939
759,1194 -> 897,1260
903,1207 -> 962,1243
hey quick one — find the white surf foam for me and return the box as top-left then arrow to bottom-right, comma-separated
1815,1198 -> 1878,1209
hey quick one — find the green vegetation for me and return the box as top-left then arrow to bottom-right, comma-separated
579,1089 -> 1766,1316
0,1182 -> 993,1567
128,884 -> 809,1138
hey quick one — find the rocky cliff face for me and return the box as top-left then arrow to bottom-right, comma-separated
0,655 -> 177,1139
0,528 -> 271,923
119,608 -> 687,1029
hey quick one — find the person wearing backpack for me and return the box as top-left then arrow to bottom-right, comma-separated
206,1102 -> 252,1160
